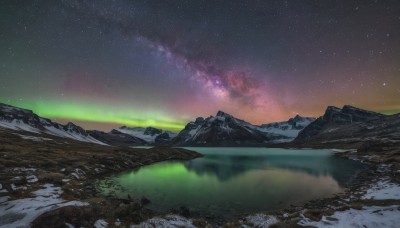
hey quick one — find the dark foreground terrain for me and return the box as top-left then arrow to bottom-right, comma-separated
1,118 -> 400,227
0,128 -> 202,227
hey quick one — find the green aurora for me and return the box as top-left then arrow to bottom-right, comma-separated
2,99 -> 186,132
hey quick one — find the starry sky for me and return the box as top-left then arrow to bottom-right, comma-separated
1,0 -> 399,131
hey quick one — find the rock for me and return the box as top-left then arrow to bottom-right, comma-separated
140,197 -> 151,206
179,206 -> 190,217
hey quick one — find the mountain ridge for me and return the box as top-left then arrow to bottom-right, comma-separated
2,103 -> 394,148
295,105 -> 384,142
0,103 -> 147,146
170,110 -> 315,146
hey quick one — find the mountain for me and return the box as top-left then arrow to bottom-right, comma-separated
295,105 -> 384,142
170,111 -> 304,146
115,126 -> 177,144
257,115 -> 316,141
0,103 -> 108,145
87,129 -> 147,147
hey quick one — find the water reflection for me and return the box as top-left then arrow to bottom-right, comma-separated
97,148 -> 361,217
183,149 -> 360,186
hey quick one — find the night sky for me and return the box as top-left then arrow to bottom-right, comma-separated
1,0 -> 399,131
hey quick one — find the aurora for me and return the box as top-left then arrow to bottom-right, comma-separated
5,99 -> 186,131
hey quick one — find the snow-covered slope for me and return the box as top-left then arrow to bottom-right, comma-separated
0,103 -> 106,145
116,126 -> 177,144
171,112 -> 315,146
257,115 -> 316,141
171,111 -> 295,146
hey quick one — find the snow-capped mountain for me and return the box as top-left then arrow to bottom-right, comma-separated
0,103 -> 108,145
295,105 -> 384,141
0,104 -> 110,145
257,115 -> 316,140
87,129 -> 147,147
115,126 -> 177,144
170,111 -> 295,146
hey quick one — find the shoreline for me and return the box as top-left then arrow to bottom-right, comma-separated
224,145 -> 400,227
1,128 -> 399,227
0,128 -> 202,227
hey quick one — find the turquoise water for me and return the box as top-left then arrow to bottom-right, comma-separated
97,148 -> 361,217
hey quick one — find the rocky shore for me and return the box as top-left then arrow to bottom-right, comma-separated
0,128 -> 202,227
223,142 -> 400,227
1,125 -> 399,227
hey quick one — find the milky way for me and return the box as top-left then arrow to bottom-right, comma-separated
1,0 -> 399,131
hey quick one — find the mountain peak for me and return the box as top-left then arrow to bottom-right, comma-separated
292,114 -> 304,121
296,105 -> 384,141
66,122 -> 77,127
341,105 -> 378,114
216,110 -> 232,118
144,127 -> 163,135
0,103 -> 106,145
326,106 -> 341,112
0,103 -> 33,114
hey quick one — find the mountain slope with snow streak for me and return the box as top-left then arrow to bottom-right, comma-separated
0,103 -> 107,145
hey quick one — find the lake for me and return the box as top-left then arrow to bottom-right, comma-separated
96,147 -> 361,218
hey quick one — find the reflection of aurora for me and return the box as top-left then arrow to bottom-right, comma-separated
98,148 -> 362,217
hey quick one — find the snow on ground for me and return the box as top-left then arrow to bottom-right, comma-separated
26,175 -> 38,183
243,214 -> 279,227
13,167 -> 37,172
131,215 -> 196,228
94,219 -> 108,228
0,184 -> 88,228
362,180 -> 400,200
331,148 -> 357,153
65,223 -> 74,228
298,205 -> 400,228
14,134 -> 53,142
68,168 -> 86,180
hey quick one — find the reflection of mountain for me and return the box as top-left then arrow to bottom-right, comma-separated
183,154 -> 361,185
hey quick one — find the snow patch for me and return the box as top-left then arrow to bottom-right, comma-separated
188,126 -> 200,137
65,223 -> 75,228
26,175 -> 38,183
44,125 -> 108,145
94,219 -> 108,228
362,180 -> 400,200
331,149 -> 357,153
0,196 -> 10,203
0,184 -> 88,228
0,119 -> 40,133
69,168 -> 86,180
13,167 -> 36,172
298,205 -> 400,228
14,134 -> 53,142
131,215 -> 195,228
244,214 -> 278,227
